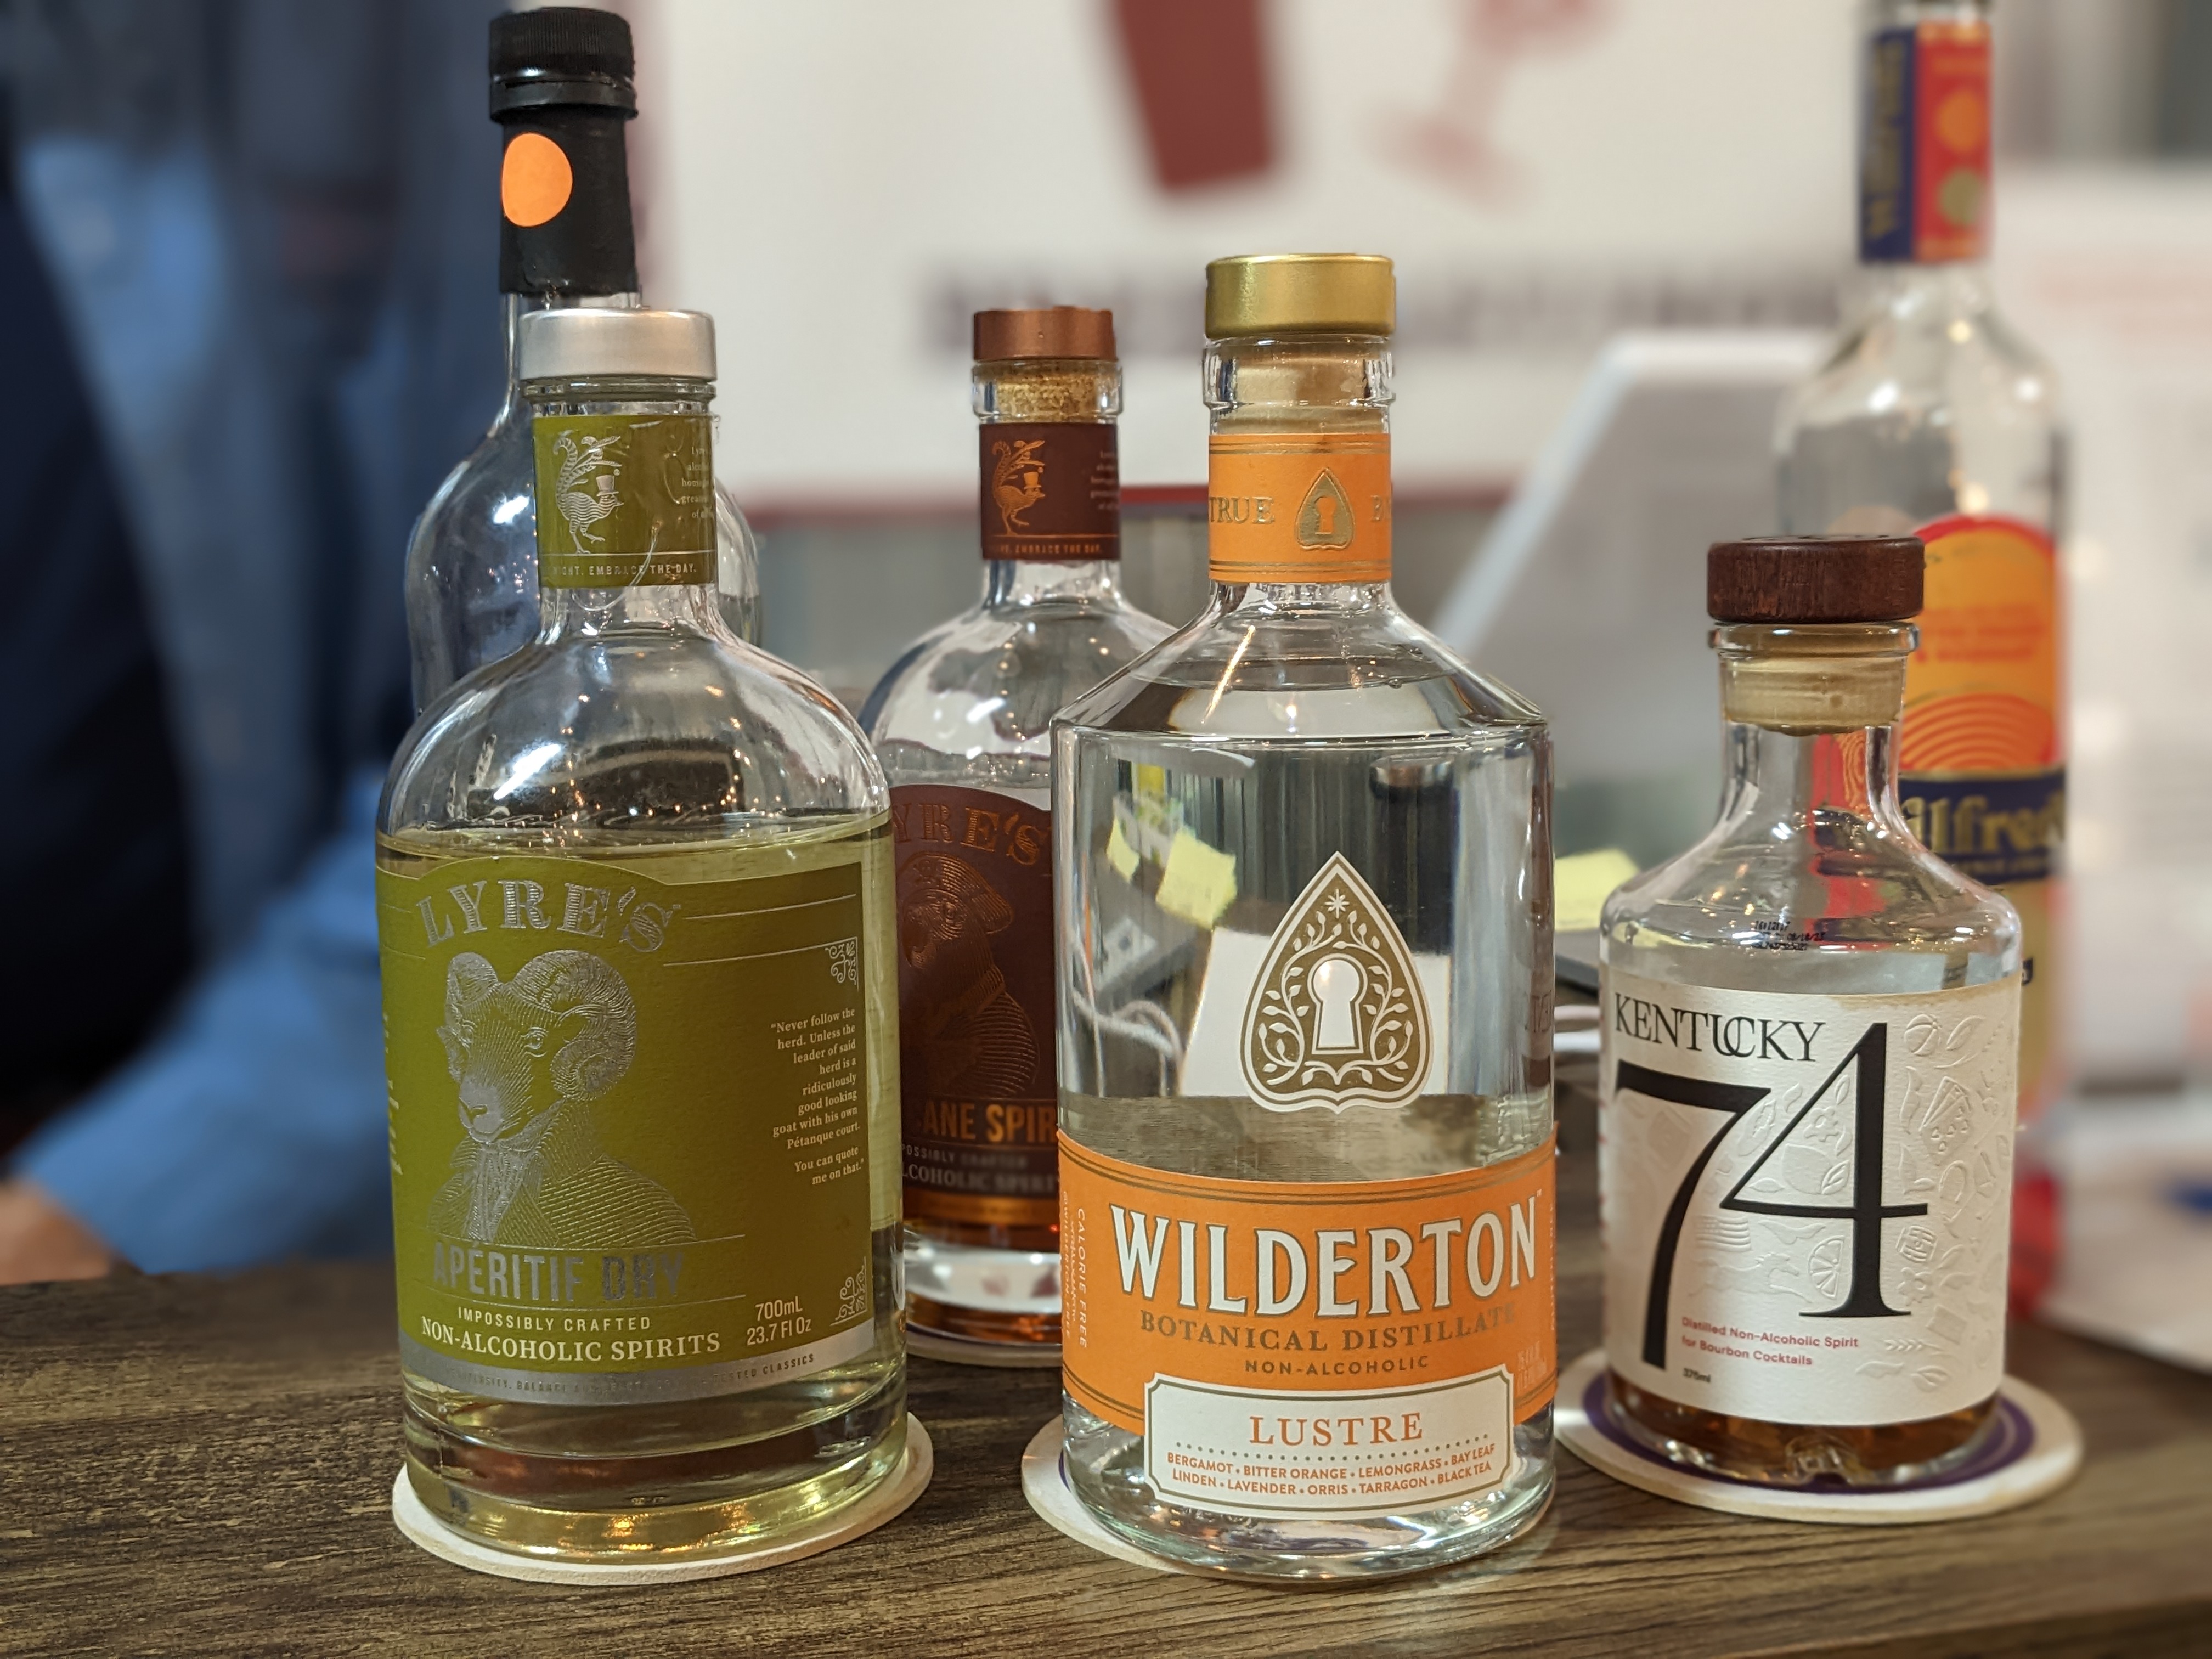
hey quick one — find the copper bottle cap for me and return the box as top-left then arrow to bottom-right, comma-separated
1707,535 -> 1925,623
973,307 -> 1116,362
1204,253 -> 1395,337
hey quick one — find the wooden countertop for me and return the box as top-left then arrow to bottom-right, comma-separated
5,1143 -> 2209,1658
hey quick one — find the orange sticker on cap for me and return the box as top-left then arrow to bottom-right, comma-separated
1208,432 -> 1391,583
502,132 -> 574,228
1059,1133 -> 1556,1437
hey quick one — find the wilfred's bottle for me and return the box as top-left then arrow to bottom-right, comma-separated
377,308 -> 904,1561
1052,254 -> 1557,1579
1601,536 -> 2022,1486
1775,0 -> 2063,1305
403,7 -> 758,711
861,308 -> 1170,1358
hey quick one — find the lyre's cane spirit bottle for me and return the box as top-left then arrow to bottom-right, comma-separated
377,308 -> 903,1560
1601,537 -> 2022,1486
1053,255 -> 1557,1579
861,308 -> 1169,1359
1775,0 -> 2063,1305
404,7 -> 758,710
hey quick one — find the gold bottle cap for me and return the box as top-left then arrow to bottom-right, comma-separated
973,307 -> 1116,362
1204,253 -> 1395,338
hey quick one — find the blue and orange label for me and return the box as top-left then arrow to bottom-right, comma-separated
1861,20 -> 1990,264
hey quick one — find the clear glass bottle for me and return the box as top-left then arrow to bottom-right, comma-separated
861,308 -> 1170,1359
404,8 -> 757,712
1775,0 -> 2063,1305
377,308 -> 903,1562
1600,536 -> 2022,1487
1052,255 -> 1556,1580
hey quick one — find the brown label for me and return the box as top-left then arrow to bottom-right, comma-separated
980,423 -> 1119,562
891,786 -> 1057,1227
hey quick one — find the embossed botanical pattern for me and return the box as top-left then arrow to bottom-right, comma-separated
1240,853 -> 1431,1111
1600,970 -> 2018,1426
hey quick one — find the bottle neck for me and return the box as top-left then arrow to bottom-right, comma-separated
1858,2 -> 1991,267
496,292 -> 645,422
527,379 -> 723,642
1714,624 -> 1915,839
973,357 -> 1122,569
981,558 -> 1124,608
498,105 -> 640,296
1203,333 -> 1395,591
540,579 -> 722,641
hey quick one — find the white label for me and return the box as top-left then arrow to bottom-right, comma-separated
1599,968 -> 2019,1427
1142,1370 -> 1514,1517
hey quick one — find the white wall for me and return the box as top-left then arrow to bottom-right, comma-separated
636,0 -> 1855,505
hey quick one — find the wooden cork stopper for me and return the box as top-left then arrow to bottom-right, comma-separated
1707,535 -> 1924,623
973,307 -> 1115,362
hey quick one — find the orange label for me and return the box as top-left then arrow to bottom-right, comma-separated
502,132 -> 574,229
1208,432 -> 1391,583
1901,514 -> 2062,776
1898,513 -> 2066,1121
1060,1135 -> 1555,1434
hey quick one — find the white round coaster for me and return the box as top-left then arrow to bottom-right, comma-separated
906,1328 -> 1063,1370
391,1414 -> 933,1584
1018,1418 -> 1190,1576
1556,1348 -> 2081,1525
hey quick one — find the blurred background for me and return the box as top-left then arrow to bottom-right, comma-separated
1,0 -> 2207,1357
624,0 -> 2212,1099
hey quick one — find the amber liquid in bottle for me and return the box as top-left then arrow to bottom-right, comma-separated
1601,616 -> 2019,1487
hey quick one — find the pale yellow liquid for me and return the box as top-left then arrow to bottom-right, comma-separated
378,816 -> 907,1560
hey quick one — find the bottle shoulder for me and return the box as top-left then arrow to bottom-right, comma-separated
1600,811 -> 2022,982
1780,290 -> 2062,439
1054,594 -> 1545,748
384,630 -> 885,836
864,592 -> 1175,759
405,414 -> 535,575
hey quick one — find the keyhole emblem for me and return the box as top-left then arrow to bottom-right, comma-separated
1311,955 -> 1365,1051
1295,469 -> 1357,550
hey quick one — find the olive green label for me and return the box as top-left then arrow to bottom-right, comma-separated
377,853 -> 873,1404
533,411 -> 716,589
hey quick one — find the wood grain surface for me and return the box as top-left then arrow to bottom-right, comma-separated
3,1143 -> 2208,1658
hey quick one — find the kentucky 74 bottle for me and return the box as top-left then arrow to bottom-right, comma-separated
1601,536 -> 2022,1486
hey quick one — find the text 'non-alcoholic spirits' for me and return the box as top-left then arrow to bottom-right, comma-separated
1600,535 -> 2022,1486
862,308 -> 1169,1359
377,307 -> 904,1561
1052,254 -> 1558,1579
1776,0 -> 2063,1306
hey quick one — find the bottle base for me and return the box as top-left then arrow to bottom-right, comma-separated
902,1229 -> 1061,1351
1062,1403 -> 1556,1583
1604,1372 -> 2000,1488
401,1412 -> 909,1562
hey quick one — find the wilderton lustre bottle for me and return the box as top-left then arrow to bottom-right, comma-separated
1052,254 -> 1557,1579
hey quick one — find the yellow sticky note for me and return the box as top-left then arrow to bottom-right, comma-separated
1107,817 -> 1140,880
1555,848 -> 1639,933
1155,830 -> 1238,927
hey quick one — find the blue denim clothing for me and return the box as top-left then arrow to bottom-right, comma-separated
18,772 -> 392,1267
6,1 -> 504,1268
